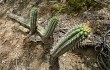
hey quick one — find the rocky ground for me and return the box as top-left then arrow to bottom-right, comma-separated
0,0 -> 110,70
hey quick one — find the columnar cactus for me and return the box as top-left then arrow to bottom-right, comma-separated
43,16 -> 59,38
30,7 -> 38,35
51,22 -> 92,59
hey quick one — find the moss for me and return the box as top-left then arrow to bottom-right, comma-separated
50,0 -> 103,15
50,3 -> 67,15
67,0 -> 102,12
67,0 -> 86,11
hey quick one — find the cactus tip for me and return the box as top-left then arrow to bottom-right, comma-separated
52,16 -> 59,21
31,7 -> 38,13
82,21 -> 92,33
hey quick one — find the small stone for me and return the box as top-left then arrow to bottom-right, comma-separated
93,63 -> 98,67
29,35 -> 42,42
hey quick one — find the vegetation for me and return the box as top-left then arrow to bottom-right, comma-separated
67,0 -> 99,10
51,22 -> 92,61
43,16 -> 59,38
30,7 -> 38,35
4,0 -> 110,70
50,0 -> 103,14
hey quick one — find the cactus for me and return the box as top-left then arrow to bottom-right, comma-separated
43,16 -> 59,38
51,22 -> 92,60
30,7 -> 38,35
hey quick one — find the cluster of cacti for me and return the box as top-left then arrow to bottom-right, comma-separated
7,6 -> 110,70
30,7 -> 38,35
51,22 -> 92,60
7,7 -> 59,38
29,7 -> 59,37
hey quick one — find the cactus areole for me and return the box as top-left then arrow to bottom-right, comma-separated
51,22 -> 92,59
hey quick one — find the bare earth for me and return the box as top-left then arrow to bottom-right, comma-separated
0,1 -> 110,70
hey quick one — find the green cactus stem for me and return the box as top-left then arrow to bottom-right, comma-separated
43,16 -> 59,38
30,7 -> 38,35
51,22 -> 92,60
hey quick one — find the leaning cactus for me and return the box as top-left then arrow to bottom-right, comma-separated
51,22 -> 92,59
43,16 -> 59,38
30,7 -> 38,35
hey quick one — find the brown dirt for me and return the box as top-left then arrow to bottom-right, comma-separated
0,16 -> 98,70
0,0 -> 110,70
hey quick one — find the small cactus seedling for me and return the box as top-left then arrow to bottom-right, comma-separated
51,22 -> 92,60
43,16 -> 59,38
30,7 -> 38,35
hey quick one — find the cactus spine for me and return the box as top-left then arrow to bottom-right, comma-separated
30,7 -> 38,35
43,16 -> 59,38
51,22 -> 92,59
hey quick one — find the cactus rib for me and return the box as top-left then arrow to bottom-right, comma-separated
51,28 -> 82,55
52,31 -> 83,58
51,23 -> 91,59
30,7 -> 38,35
43,16 -> 59,38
